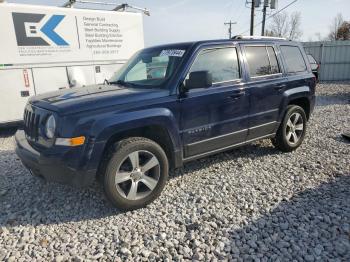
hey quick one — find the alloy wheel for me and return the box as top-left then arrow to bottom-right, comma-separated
115,150 -> 160,201
286,112 -> 304,145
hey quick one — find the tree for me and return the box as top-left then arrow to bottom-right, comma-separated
266,11 -> 302,40
336,21 -> 350,40
328,13 -> 344,40
288,12 -> 302,40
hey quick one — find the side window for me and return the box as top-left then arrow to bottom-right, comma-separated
245,46 -> 270,77
245,46 -> 280,77
188,47 -> 240,84
280,45 -> 307,73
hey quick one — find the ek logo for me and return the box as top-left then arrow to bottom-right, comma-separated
12,12 -> 69,46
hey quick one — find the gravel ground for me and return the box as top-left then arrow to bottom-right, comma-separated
0,83 -> 349,261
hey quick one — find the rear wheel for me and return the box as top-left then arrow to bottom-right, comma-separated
103,137 -> 168,211
272,105 -> 307,152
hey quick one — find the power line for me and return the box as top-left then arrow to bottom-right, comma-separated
223,0 -> 246,38
239,0 -> 298,35
224,20 -> 237,38
222,0 -> 236,38
234,1 -> 247,22
241,0 -> 298,35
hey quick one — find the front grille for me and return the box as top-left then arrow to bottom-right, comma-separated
24,108 -> 40,140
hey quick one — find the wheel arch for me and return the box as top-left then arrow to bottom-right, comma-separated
280,86 -> 312,121
288,97 -> 310,120
102,124 -> 177,167
82,108 -> 183,182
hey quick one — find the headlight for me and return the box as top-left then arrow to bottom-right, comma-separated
45,115 -> 56,139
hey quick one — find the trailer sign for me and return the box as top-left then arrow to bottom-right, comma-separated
0,3 -> 144,125
0,3 -> 144,64
12,13 -> 69,46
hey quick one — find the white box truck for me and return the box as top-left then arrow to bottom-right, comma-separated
0,2 -> 145,126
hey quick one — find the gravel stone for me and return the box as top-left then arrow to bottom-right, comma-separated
0,83 -> 349,260
54,256 -> 64,262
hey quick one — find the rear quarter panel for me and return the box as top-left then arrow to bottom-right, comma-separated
275,42 -> 316,122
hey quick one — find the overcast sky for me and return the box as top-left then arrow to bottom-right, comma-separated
7,0 -> 350,46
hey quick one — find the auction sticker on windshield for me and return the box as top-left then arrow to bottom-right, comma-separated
160,49 -> 185,57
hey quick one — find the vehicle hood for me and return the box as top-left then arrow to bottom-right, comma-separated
30,84 -> 169,115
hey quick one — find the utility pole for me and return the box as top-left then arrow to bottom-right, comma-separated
224,20 -> 237,39
250,0 -> 255,35
261,0 -> 268,36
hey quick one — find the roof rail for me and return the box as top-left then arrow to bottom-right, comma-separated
62,0 -> 150,16
232,35 -> 287,40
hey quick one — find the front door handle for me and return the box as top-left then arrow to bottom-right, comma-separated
229,90 -> 245,99
274,84 -> 286,91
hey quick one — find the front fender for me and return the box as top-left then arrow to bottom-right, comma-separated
85,108 -> 182,171
93,108 -> 180,146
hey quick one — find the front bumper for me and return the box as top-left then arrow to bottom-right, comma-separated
15,130 -> 96,187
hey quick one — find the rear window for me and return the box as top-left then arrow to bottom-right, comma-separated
280,46 -> 307,73
245,46 -> 280,77
307,54 -> 317,64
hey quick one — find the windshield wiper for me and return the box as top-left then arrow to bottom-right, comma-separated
104,79 -> 110,85
110,80 -> 133,87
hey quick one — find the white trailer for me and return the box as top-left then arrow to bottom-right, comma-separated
0,2 -> 145,126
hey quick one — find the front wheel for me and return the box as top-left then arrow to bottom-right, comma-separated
103,137 -> 169,211
272,105 -> 307,152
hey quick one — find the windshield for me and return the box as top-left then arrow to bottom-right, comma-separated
109,47 -> 187,88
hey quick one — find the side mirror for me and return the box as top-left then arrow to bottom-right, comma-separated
185,71 -> 213,89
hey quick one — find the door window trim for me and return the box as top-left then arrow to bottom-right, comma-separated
243,44 -> 283,80
266,46 -> 281,74
185,45 -> 242,87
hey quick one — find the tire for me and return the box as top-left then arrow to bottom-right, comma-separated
103,137 -> 169,211
272,105 -> 307,152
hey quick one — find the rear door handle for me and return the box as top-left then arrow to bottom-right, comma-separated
229,90 -> 245,99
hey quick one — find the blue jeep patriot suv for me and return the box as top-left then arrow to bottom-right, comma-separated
15,37 -> 316,210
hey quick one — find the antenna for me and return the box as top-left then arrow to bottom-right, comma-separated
62,0 -> 150,16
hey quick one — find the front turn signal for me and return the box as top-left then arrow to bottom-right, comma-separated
55,136 -> 86,147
